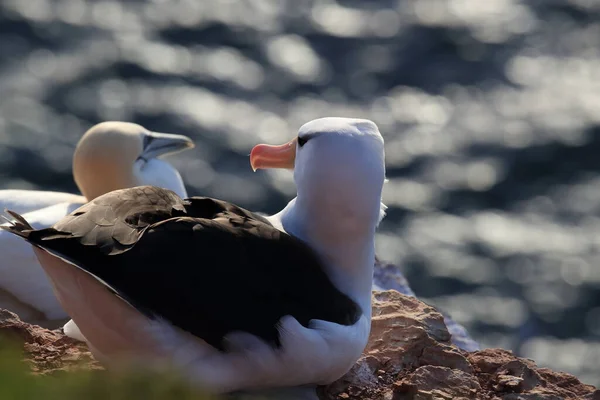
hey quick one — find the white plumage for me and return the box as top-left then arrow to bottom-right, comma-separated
0,121 -> 193,324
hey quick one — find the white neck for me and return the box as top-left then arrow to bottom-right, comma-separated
133,159 -> 188,199
268,196 -> 375,317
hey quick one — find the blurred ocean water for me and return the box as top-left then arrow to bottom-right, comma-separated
0,0 -> 599,386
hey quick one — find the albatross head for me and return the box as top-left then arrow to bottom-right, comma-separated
250,117 -> 386,239
250,117 -> 386,311
73,121 -> 194,201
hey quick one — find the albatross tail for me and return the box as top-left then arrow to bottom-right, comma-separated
0,210 -> 88,344
0,209 -> 71,256
0,209 -> 35,238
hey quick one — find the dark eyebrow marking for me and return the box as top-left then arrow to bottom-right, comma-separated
297,135 -> 309,147
297,132 -> 321,147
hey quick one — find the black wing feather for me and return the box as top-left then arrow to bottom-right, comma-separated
13,185 -> 360,351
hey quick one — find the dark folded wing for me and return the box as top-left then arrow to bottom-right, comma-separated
43,186 -> 187,255
25,186 -> 361,351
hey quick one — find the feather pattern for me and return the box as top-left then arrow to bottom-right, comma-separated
0,185 -> 361,351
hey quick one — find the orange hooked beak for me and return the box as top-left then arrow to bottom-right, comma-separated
250,137 -> 297,172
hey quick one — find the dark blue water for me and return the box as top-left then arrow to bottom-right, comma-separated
0,0 -> 599,385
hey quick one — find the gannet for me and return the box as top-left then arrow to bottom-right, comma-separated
0,121 -> 194,325
0,117 -> 386,398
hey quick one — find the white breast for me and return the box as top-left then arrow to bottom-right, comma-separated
133,159 -> 188,198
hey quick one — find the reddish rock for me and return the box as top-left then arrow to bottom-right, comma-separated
1,291 -> 599,400
320,291 -> 599,400
0,309 -> 101,375
373,257 -> 480,352
394,365 -> 481,399
470,352 -> 600,400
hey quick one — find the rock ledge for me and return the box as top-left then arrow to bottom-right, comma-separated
1,291 -> 598,400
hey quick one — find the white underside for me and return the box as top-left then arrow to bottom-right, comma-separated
129,313 -> 370,393
0,190 -> 85,215
0,201 -> 84,320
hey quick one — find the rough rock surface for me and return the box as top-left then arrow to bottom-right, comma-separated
373,257 -> 480,352
1,292 -> 598,400
319,291 -> 599,400
0,309 -> 101,375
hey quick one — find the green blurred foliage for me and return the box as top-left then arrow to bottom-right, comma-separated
0,338 -> 222,400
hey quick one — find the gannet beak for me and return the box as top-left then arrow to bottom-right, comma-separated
140,131 -> 195,160
249,138 -> 297,172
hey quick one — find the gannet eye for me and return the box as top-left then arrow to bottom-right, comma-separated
297,135 -> 309,147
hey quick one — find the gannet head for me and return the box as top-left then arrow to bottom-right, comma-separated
72,121 -> 194,200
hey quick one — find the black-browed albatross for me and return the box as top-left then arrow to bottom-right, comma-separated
0,117 -> 386,396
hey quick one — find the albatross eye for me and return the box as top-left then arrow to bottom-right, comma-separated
297,135 -> 309,147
